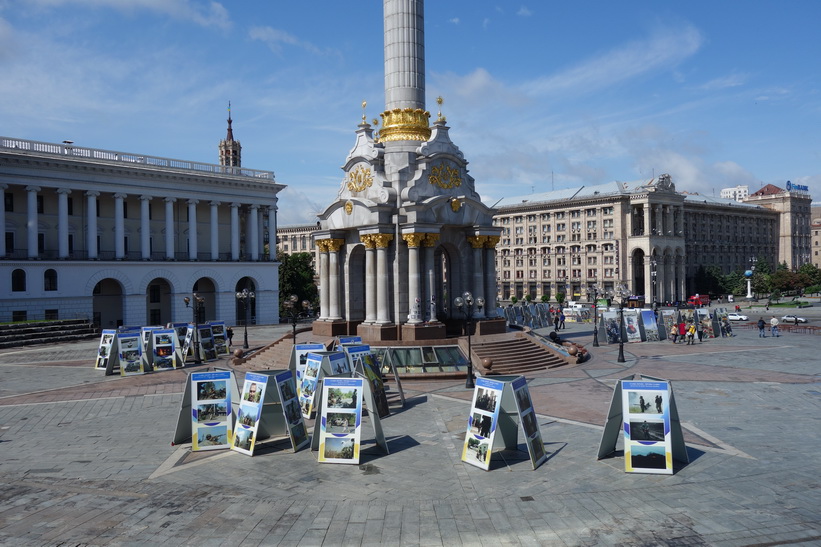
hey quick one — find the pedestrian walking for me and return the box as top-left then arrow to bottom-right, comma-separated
226,326 -> 234,347
669,324 -> 678,344
559,312 -> 566,330
678,321 -> 687,343
757,317 -> 766,337
686,323 -> 696,345
770,316 -> 779,337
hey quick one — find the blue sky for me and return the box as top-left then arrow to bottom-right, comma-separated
1,1 -> 819,225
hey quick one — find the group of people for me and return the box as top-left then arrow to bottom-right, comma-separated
553,311 -> 566,331
669,321 -> 699,345
757,316 -> 780,337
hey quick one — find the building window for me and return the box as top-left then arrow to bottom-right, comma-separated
38,233 -> 45,254
12,311 -> 27,322
45,309 -> 58,320
44,269 -> 58,291
37,195 -> 44,214
149,284 -> 161,303
123,202 -> 128,219
67,197 -> 74,215
12,269 -> 26,291
5,232 -> 13,254
4,192 -> 13,212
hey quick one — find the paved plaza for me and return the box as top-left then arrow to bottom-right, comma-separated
0,309 -> 820,546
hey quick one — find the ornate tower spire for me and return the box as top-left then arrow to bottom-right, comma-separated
380,0 -> 431,142
219,101 -> 242,167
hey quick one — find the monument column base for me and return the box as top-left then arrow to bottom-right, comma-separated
401,322 -> 447,341
312,320 -> 353,337
475,317 -> 507,336
357,323 -> 399,342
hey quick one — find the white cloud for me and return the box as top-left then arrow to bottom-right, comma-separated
248,25 -> 327,56
699,72 -> 748,91
448,17 -> 460,25
522,24 -> 703,97
517,6 -> 533,17
25,0 -> 232,29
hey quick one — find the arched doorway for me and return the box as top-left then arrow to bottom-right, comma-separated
193,278 -> 217,323
631,249 -> 646,297
146,278 -> 172,325
346,245 -> 365,322
93,279 -> 124,328
234,277 -> 256,325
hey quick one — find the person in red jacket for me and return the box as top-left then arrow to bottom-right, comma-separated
678,321 -> 686,343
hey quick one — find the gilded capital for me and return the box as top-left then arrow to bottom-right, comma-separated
467,235 -> 488,249
422,233 -> 440,247
402,233 -> 426,248
379,108 -> 431,142
373,233 -> 394,248
360,234 -> 378,249
326,238 -> 345,252
484,236 -> 501,248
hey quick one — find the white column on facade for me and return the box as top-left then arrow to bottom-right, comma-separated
57,188 -> 71,259
258,206 -> 266,258
269,198 -> 278,262
327,239 -> 343,321
383,0 -> 425,111
86,191 -> 99,259
140,195 -> 151,260
643,204 -> 651,236
402,233 -> 424,324
423,234 -> 439,321
318,241 -> 330,320
468,236 -> 486,319
0,184 -> 6,257
484,236 -> 500,316
114,193 -> 126,259
164,197 -> 175,259
187,199 -> 198,260
248,205 -> 259,261
677,206 -> 684,236
362,235 -> 377,324
230,203 -> 240,260
26,186 -> 40,258
375,234 -> 393,324
678,259 -> 686,302
654,205 -> 662,235
210,201 -> 220,261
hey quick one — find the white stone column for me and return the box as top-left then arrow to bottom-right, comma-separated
643,204 -> 650,235
140,195 -> 151,260
327,238 -> 344,320
249,205 -> 259,261
114,193 -> 126,259
318,240 -> 330,320
384,0 -> 425,111
210,201 -> 220,261
423,234 -> 439,321
230,203 -> 240,260
654,205 -> 662,235
362,235 -> 377,324
402,234 -> 425,324
0,184 -> 6,257
468,236 -> 486,318
164,198 -> 176,259
86,191 -> 99,259
26,186 -> 40,258
375,234 -> 393,324
187,199 -> 198,260
258,206 -> 266,258
269,198 -> 278,261
678,259 -> 686,302
57,188 -> 71,259
484,236 -> 500,316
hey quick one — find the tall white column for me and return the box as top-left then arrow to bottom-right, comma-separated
26,186 -> 39,258
187,199 -> 198,260
140,195 -> 151,260
318,241 -> 330,320
114,193 -> 126,259
468,236 -> 486,318
423,234 -> 439,321
86,191 -> 99,259
0,184 -> 6,257
230,203 -> 240,260
249,205 -> 259,261
269,198 -> 278,261
403,233 -> 424,323
164,197 -> 176,259
384,0 -> 425,111
258,206 -> 266,258
57,188 -> 71,259
484,236 -> 500,316
327,238 -> 343,320
362,236 -> 377,324
210,201 -> 220,261
375,234 -> 393,324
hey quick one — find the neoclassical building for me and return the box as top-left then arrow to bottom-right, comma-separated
310,0 -> 502,341
1,114 -> 284,327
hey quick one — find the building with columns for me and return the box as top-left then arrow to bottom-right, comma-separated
1,120 -> 284,327
311,0 -> 503,341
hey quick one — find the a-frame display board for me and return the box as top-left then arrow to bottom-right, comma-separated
597,374 -> 688,474
290,343 -> 327,396
172,368 -> 241,451
232,370 -> 309,456
311,375 -> 389,464
148,328 -> 179,371
208,321 -> 230,356
461,375 -> 547,471
298,351 -> 350,419
365,347 -> 406,408
343,344 -> 391,419
116,331 -> 144,376
170,323 -> 194,363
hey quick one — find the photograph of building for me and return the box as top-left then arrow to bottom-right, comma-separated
1,117 -> 284,328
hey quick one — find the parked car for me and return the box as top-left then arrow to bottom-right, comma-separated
727,313 -> 748,321
780,315 -> 807,323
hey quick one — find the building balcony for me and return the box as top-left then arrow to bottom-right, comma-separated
2,249 -> 273,262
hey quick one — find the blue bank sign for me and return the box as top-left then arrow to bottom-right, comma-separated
786,180 -> 809,192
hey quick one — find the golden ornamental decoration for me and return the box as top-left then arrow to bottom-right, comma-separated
484,236 -> 501,248
422,233 -> 440,247
373,233 -> 394,248
379,108 -> 431,142
450,198 -> 462,213
344,201 -> 353,215
430,164 -> 462,190
402,233 -> 426,248
467,235 -> 488,249
326,238 -> 345,252
346,165 -> 373,193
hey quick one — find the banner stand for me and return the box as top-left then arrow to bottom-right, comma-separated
171,367 -> 240,448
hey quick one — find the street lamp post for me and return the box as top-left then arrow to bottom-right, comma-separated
745,257 -> 757,299
183,293 -> 205,365
651,259 -> 657,308
235,288 -> 256,349
615,284 -> 629,363
283,294 -> 311,346
454,291 -> 484,389
591,284 -> 601,347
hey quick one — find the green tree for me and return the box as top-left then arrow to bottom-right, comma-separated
556,292 -> 566,306
525,294 -> 532,303
510,296 -> 518,304
278,251 -> 318,313
540,294 -> 549,303
722,270 -> 745,296
754,256 -> 772,276
769,289 -> 782,303
797,263 -> 821,286
751,271 -> 770,296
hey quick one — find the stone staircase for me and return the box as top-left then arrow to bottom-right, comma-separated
471,332 -> 575,376
233,327 -> 328,371
0,319 -> 99,349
